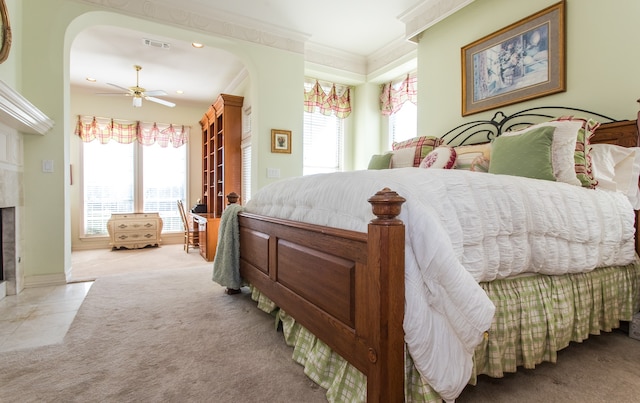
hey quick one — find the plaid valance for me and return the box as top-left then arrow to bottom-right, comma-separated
75,115 -> 190,148
304,79 -> 352,119
380,73 -> 417,116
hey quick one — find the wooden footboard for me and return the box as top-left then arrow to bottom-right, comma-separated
237,188 -> 406,402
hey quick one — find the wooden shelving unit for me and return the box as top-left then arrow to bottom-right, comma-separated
197,93 -> 244,260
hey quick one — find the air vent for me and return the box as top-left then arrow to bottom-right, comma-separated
143,38 -> 171,49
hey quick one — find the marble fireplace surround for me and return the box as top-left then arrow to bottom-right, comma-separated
0,80 -> 54,298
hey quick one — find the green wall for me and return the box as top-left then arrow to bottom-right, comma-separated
15,0 -> 304,283
417,0 -> 640,136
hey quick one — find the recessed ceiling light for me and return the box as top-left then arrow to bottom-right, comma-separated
192,42 -> 204,48
176,90 -> 184,94
86,77 -> 96,82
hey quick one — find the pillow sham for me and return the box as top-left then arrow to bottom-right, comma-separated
503,120 -> 583,186
390,147 -> 417,168
470,155 -> 490,173
590,143 -> 640,208
453,143 -> 492,170
367,153 -> 392,170
420,146 -> 457,169
489,126 -> 557,181
392,135 -> 444,167
552,116 -> 601,188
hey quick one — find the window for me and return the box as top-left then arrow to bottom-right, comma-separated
381,72 -> 418,147
303,112 -> 344,175
389,101 -> 418,147
81,141 -> 187,236
302,79 -> 350,175
241,141 -> 251,204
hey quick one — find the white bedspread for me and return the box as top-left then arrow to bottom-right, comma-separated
245,168 -> 636,401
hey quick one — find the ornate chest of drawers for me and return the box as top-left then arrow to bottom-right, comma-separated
107,213 -> 163,250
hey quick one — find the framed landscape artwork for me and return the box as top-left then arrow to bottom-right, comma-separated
461,1 -> 565,116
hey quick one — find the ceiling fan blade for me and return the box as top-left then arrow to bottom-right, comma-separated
107,83 -> 132,92
143,90 -> 168,97
95,92 -> 131,96
145,96 -> 176,108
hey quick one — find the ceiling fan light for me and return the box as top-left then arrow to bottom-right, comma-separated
132,97 -> 142,107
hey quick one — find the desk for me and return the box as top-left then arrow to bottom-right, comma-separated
191,212 -> 220,261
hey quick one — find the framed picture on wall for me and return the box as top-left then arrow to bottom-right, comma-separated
461,1 -> 566,116
271,129 -> 291,153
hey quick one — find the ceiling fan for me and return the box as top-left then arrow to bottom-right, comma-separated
97,65 -> 176,108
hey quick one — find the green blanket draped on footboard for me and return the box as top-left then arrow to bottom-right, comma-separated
249,258 -> 640,402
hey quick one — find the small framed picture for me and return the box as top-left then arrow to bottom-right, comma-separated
271,129 -> 291,153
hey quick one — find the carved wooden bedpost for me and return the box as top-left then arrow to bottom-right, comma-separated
365,188 -> 406,402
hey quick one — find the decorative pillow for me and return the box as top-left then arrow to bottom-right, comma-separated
390,147 -> 417,168
552,116 -> 601,188
489,126 -> 557,181
453,143 -> 492,170
590,143 -> 640,208
367,153 -> 392,170
420,146 -> 457,169
503,120 -> 583,186
470,155 -> 490,173
392,135 -> 444,167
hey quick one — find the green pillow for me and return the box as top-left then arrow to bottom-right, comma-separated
489,126 -> 557,181
367,153 -> 392,169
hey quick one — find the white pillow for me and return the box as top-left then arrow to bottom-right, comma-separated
420,146 -> 457,169
503,120 -> 583,186
591,143 -> 640,209
391,147 -> 417,168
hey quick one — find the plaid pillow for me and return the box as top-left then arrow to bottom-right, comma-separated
392,136 -> 444,167
553,116 -> 601,188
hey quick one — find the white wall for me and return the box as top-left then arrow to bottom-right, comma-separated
417,0 -> 640,136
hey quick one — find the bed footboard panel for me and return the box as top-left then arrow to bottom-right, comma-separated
237,188 -> 406,402
238,214 -> 369,370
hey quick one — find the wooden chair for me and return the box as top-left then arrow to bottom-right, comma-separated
177,200 -> 199,252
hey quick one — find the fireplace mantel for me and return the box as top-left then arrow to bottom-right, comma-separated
0,79 -> 54,135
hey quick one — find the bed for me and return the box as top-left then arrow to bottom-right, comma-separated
215,106 -> 640,402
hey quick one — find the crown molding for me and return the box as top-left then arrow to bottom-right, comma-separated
399,0 -> 475,42
74,0 -> 310,54
304,42 -> 368,77
0,80 -> 54,135
367,36 -> 417,78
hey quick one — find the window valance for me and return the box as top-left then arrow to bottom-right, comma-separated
304,79 -> 352,119
380,73 -> 417,116
74,115 -> 190,148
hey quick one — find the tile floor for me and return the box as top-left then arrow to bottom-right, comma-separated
0,281 -> 93,352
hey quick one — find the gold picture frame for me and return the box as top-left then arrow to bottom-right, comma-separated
0,0 -> 12,64
461,1 -> 566,116
271,129 -> 291,153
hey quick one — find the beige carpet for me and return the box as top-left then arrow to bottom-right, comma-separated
0,267 -> 327,402
5,246 -> 640,402
70,243 -> 208,282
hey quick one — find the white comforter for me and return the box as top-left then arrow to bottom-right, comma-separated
245,168 -> 636,401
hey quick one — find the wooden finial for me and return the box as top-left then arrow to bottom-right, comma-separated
226,192 -> 240,205
367,188 -> 406,225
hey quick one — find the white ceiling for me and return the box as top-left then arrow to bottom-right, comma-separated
70,0 -> 423,109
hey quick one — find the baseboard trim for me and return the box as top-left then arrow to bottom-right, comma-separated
24,273 -> 67,288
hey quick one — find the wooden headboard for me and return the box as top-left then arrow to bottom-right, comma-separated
591,118 -> 640,255
591,119 -> 640,147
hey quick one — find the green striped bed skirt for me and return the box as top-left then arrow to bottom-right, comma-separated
249,258 -> 640,402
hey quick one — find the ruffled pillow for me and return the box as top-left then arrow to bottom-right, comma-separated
420,146 -> 457,169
